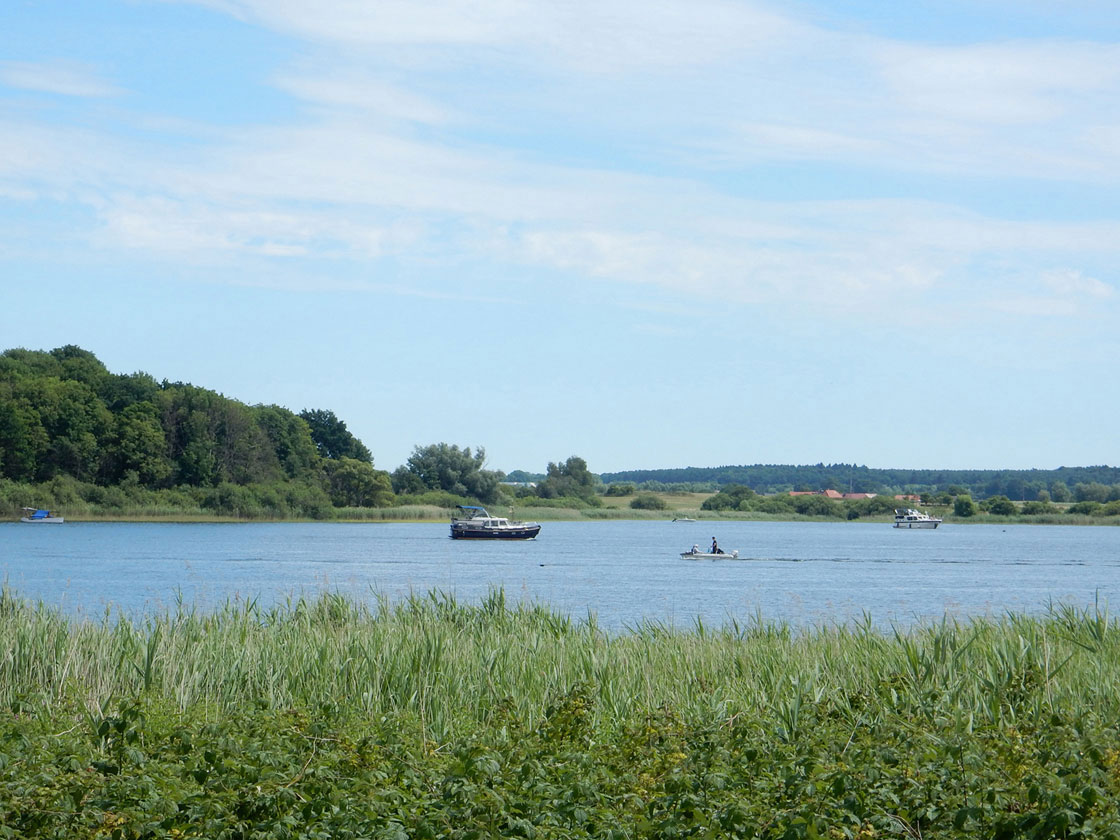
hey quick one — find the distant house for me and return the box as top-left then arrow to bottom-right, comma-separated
788,488 -> 862,500
894,494 -> 921,502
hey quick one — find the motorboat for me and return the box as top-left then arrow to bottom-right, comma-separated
894,508 -> 941,529
20,507 -> 64,523
672,517 -> 697,522
680,545 -> 739,560
450,505 -> 541,540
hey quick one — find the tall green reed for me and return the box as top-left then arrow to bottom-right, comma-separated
3,586 -> 1120,744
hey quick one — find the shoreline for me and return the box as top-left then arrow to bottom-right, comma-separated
22,510 -> 1117,526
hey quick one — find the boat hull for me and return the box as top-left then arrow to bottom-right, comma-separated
894,521 -> 939,529
20,516 -> 64,523
681,550 -> 739,560
450,525 -> 541,540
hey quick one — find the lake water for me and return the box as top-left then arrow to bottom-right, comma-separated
2,520 -> 1119,630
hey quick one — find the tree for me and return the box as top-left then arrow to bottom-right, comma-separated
31,378 -> 113,481
159,386 -> 280,487
0,392 -> 44,480
1074,482 -> 1111,503
299,409 -> 372,462
50,344 -> 110,390
110,402 -> 172,486
953,495 -> 977,517
536,456 -> 599,502
324,457 -> 395,507
394,443 -> 503,504
100,371 -> 161,412
256,405 -> 321,480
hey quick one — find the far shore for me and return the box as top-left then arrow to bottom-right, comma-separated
27,508 -> 1117,526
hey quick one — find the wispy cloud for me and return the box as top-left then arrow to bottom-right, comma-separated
0,60 -> 122,97
3,0 -> 1118,330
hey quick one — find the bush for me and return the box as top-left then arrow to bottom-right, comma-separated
396,490 -> 472,509
983,495 -> 1017,516
1068,501 -> 1102,516
520,495 -> 602,509
629,493 -> 667,510
701,485 -> 755,511
954,495 -> 978,517
604,483 -> 636,497
790,494 -> 842,518
751,496 -> 796,515
845,495 -> 899,518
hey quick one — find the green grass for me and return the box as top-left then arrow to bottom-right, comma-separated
5,588 -> 1120,837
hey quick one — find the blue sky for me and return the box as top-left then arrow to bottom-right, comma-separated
2,0 -> 1118,475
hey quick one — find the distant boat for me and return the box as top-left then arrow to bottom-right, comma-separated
893,508 -> 941,529
672,517 -> 696,522
680,545 -> 739,560
20,507 -> 64,523
450,506 -> 541,540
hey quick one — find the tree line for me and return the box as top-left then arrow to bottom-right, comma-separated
6,346 -> 1117,518
0,346 -> 603,517
0,346 -> 395,517
600,463 -> 1120,502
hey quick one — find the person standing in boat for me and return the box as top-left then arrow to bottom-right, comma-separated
710,537 -> 722,555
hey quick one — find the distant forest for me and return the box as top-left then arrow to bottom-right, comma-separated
599,464 -> 1120,501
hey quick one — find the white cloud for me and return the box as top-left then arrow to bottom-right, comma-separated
274,73 -> 454,125
193,0 -> 801,70
2,0 -> 1117,331
874,41 -> 1120,126
0,60 -> 122,97
1040,268 -> 1114,299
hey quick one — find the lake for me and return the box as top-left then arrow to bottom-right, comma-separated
2,519 -> 1119,629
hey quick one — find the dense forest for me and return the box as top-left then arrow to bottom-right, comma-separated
601,463 -> 1120,502
0,346 -> 391,518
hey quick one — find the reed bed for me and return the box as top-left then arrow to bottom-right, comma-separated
5,587 -> 1120,736
5,588 -> 1120,837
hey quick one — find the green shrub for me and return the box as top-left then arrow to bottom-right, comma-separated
604,482 -> 636,496
1069,501 -> 1102,515
629,493 -> 667,510
983,495 -> 1017,516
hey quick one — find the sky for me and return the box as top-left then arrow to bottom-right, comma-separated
2,0 -> 1118,475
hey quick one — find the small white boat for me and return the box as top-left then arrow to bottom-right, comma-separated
680,546 -> 739,560
20,507 -> 64,523
450,505 -> 540,540
672,517 -> 696,522
893,508 -> 941,529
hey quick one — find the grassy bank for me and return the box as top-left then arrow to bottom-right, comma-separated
4,589 -> 1120,837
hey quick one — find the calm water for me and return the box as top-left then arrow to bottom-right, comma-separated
2,520 -> 1119,629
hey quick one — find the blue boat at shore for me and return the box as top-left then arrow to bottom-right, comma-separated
20,507 -> 64,523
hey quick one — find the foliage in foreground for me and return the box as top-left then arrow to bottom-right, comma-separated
4,590 -> 1120,837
